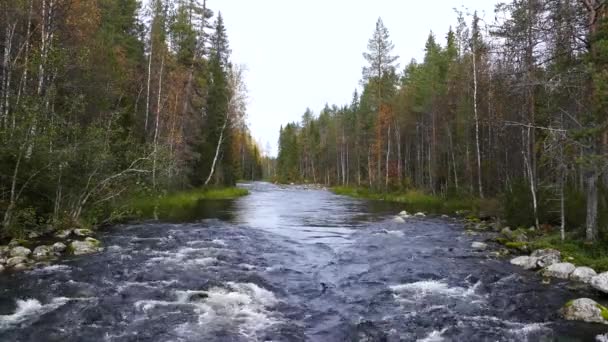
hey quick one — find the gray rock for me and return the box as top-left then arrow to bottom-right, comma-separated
398,211 -> 410,217
73,228 -> 93,237
514,233 -> 528,243
591,272 -> 608,294
561,298 -> 608,324
501,227 -> 513,238
0,246 -> 9,258
51,242 -> 67,253
55,229 -> 72,239
8,239 -> 20,248
0,265 -> 4,272
393,216 -> 405,223
0,258 -> 6,265
571,267 -> 597,284
543,262 -> 576,279
471,242 -> 488,251
12,263 -> 29,271
531,249 -> 561,268
27,231 -> 41,239
414,212 -> 426,217
32,245 -> 53,260
9,246 -> 31,258
510,256 -> 538,270
6,256 -> 28,267
70,238 -> 101,256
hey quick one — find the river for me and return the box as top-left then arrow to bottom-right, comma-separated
0,182 -> 605,341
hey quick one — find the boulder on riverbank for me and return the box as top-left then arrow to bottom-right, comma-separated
6,256 -> 28,267
591,272 -> 608,294
571,267 -> 597,284
32,245 -> 54,260
510,256 -> 538,270
543,262 -> 575,279
52,242 -> 67,253
9,246 -> 31,258
561,298 -> 608,324
70,238 -> 101,255
531,249 -> 561,268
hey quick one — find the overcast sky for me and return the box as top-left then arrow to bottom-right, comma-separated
216,0 -> 500,156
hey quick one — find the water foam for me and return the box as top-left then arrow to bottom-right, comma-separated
418,328 -> 448,342
390,280 -> 481,301
0,297 -> 94,329
135,282 -> 280,339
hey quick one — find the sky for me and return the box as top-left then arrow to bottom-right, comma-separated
216,0 -> 500,157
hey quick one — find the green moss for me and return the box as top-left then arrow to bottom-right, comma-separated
505,241 -> 528,249
564,300 -> 575,308
597,304 -> 608,321
495,237 -> 509,245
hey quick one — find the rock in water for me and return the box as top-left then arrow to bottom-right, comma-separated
510,256 -> 538,270
70,238 -> 101,255
471,242 -> 488,251
52,242 -> 67,253
9,246 -> 31,258
393,216 -> 406,223
591,272 -> 608,294
6,256 -> 28,267
32,245 -> 53,260
398,211 -> 410,217
543,262 -> 576,279
531,249 -> 561,268
561,298 -> 608,324
570,267 -> 597,284
414,212 -> 426,217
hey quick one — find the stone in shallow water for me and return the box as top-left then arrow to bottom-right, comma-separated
393,216 -> 405,223
561,298 -> 608,324
70,238 -> 101,255
73,228 -> 93,237
471,242 -> 488,251
510,256 -> 537,270
543,262 -> 575,279
591,272 -> 608,294
6,256 -> 28,267
570,267 -> 597,284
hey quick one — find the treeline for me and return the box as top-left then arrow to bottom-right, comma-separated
0,0 -> 264,237
277,1 -> 607,241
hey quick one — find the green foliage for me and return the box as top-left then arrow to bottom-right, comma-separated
530,232 -> 608,272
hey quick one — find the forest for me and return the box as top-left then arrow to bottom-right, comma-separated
277,1 -> 608,242
0,0 -> 264,237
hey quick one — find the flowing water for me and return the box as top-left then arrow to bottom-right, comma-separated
0,182 -> 606,341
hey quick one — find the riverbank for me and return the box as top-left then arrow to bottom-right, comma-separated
334,186 -> 608,276
0,187 -> 249,273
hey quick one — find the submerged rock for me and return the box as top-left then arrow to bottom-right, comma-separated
591,272 -> 608,294
414,212 -> 426,217
398,211 -> 409,217
70,238 -> 101,255
32,245 -> 54,260
471,242 -> 488,251
570,267 -> 597,284
9,246 -> 31,258
561,298 -> 608,324
510,256 -> 537,270
543,262 -> 576,279
52,242 -> 67,253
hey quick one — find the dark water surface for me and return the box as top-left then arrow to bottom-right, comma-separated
0,182 -> 606,341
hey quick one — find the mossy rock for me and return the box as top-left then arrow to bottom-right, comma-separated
598,304 -> 608,321
505,241 -> 529,252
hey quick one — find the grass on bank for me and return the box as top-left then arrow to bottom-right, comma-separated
529,232 -> 608,272
332,186 -> 500,216
131,187 -> 249,219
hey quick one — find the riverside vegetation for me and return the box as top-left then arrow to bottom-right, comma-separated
276,3 -> 608,274
0,0 -> 269,270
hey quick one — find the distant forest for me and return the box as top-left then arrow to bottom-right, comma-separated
0,0 -> 265,236
276,1 -> 607,241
